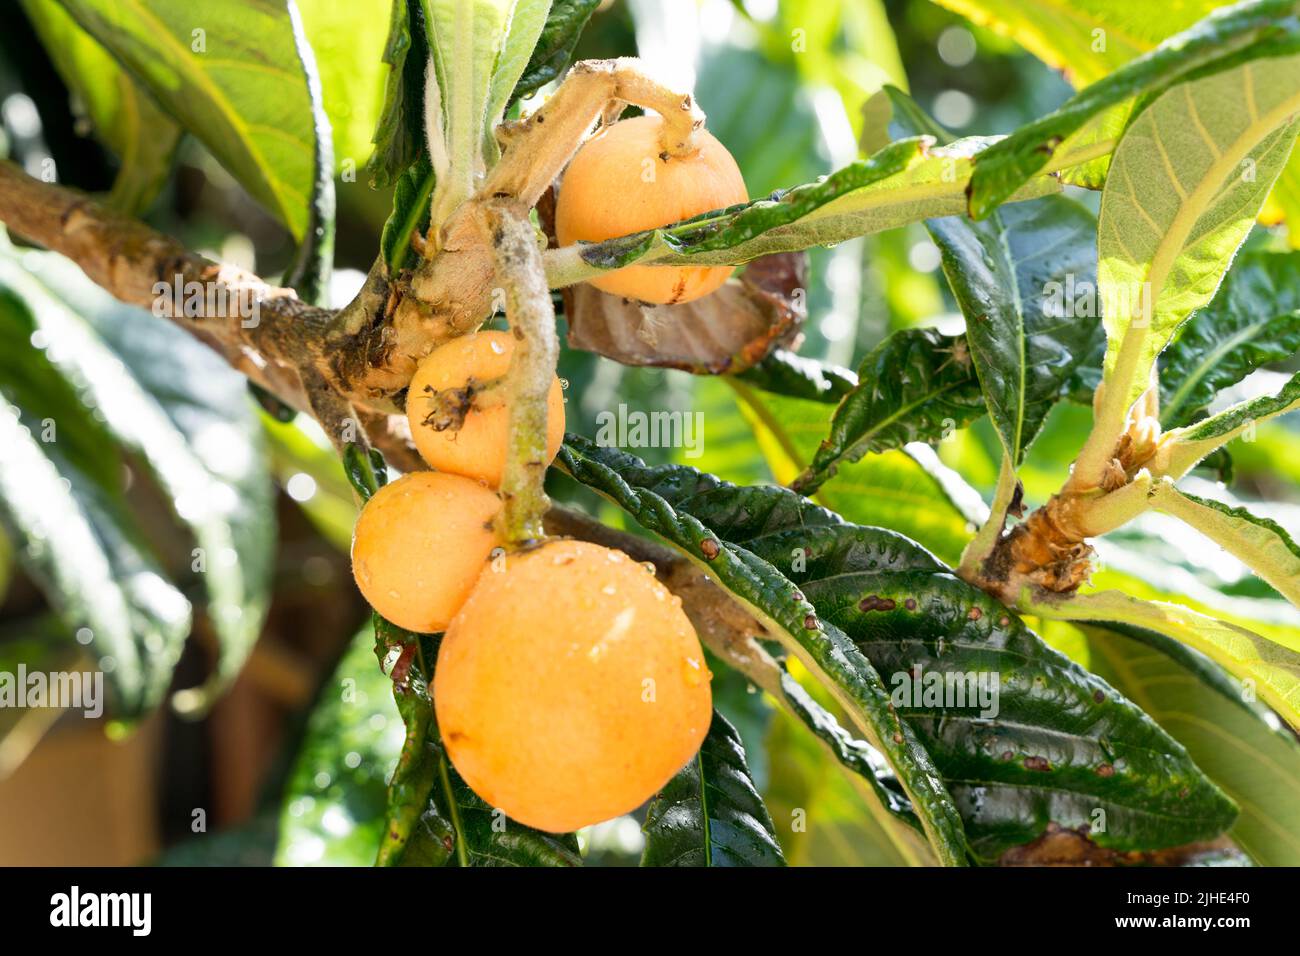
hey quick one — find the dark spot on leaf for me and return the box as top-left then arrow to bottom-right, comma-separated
967,606 -> 983,621
803,614 -> 819,630
859,595 -> 896,612
892,732 -> 904,744
904,598 -> 918,611
700,538 -> 720,559
1097,764 -> 1115,778
1001,750 -> 1014,761
1024,755 -> 1051,772
1093,690 -> 1105,704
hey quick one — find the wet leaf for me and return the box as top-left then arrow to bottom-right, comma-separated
641,710 -> 786,866
561,437 -> 1238,860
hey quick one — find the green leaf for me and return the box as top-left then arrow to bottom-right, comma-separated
511,0 -> 598,101
0,413 -> 188,720
296,0 -> 392,168
932,0 -> 1218,87
1149,481 -> 1300,610
366,0 -> 427,189
967,0 -> 1300,218
765,662 -> 921,831
1096,53 -> 1300,417
556,436 -> 972,866
733,349 -> 857,404
275,624 -> 406,866
381,153 -> 436,273
1027,589 -> 1300,733
763,697 -> 930,865
561,437 -> 1239,860
881,84 -> 1102,465
482,0 -> 551,161
1159,251 -> 1300,427
20,0 -> 180,213
641,710 -> 786,867
1161,369 -> 1300,477
932,194 -> 1100,464
545,135 -> 1062,284
748,536 -> 1238,861
936,0 -> 1300,248
55,0 -> 323,239
1,250 -> 276,715
1085,624 -> 1300,866
791,328 -> 985,495
424,0 -> 522,225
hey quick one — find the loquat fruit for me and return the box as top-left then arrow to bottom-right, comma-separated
405,331 -> 565,487
351,471 -> 502,633
555,114 -> 748,305
434,539 -> 713,832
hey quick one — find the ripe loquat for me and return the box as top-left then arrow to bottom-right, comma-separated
433,539 -> 713,832
351,471 -> 501,633
405,331 -> 565,487
555,114 -> 748,305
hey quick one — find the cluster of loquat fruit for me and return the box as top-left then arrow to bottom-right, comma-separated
350,115 -> 748,833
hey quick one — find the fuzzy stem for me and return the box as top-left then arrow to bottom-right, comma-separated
482,200 -> 558,546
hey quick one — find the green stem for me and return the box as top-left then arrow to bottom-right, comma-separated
957,453 -> 1016,580
483,200 -> 559,546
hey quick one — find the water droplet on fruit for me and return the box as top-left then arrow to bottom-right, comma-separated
489,340 -> 506,354
682,657 -> 706,686
601,584 -> 616,595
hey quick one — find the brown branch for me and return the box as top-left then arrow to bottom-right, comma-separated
0,161 -> 333,411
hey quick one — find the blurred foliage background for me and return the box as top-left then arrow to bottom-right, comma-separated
0,0 -> 1297,866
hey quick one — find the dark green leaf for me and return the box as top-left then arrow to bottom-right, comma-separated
931,195 -> 1101,463
560,437 -> 1238,861
734,349 -> 857,403
791,328 -> 985,495
967,0 -> 1300,218
511,0 -> 599,102
557,435 -> 971,866
366,0 -> 426,189
381,154 -> 434,274
0,264 -> 194,720
275,624 -> 404,866
882,87 -> 1104,465
1160,251 -> 1300,428
1166,370 -> 1300,478
641,710 -> 786,866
